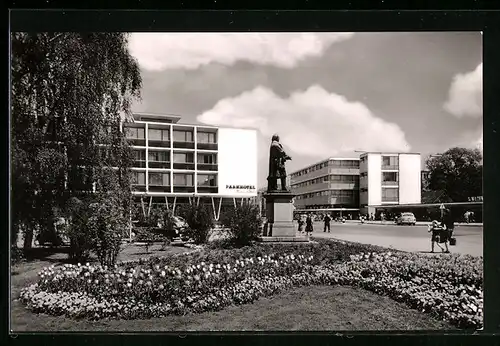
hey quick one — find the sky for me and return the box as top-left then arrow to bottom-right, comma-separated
127,32 -> 483,188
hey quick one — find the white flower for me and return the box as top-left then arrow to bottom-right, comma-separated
161,271 -> 166,277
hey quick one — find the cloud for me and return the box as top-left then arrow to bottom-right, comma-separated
444,63 -> 482,118
197,85 -> 411,158
475,132 -> 483,150
128,33 -> 354,70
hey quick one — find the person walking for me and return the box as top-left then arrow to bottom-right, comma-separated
324,214 -> 331,232
442,208 -> 455,239
297,216 -> 305,234
305,213 -> 314,236
428,220 -> 449,253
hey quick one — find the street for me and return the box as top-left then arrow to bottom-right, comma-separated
306,221 -> 483,257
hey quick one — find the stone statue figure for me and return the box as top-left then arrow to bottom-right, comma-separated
267,134 -> 292,192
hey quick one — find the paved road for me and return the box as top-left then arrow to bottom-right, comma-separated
304,221 -> 483,257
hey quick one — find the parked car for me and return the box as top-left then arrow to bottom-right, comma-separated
159,215 -> 188,239
396,212 -> 417,226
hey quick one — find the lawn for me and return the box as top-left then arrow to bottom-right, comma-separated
11,239 -> 476,332
11,284 -> 453,332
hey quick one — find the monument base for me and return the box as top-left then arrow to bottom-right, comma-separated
262,190 -> 297,239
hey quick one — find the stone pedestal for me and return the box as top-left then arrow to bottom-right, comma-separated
259,191 -> 308,242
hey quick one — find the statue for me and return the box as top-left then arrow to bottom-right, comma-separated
267,134 -> 292,192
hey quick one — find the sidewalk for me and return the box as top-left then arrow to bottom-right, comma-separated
313,231 -> 483,257
340,220 -> 482,227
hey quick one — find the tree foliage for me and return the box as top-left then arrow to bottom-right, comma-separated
425,147 -> 482,203
11,32 -> 141,249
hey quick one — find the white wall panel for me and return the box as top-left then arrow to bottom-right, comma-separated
217,128 -> 258,197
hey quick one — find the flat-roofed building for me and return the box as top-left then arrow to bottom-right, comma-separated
359,152 -> 421,215
123,113 -> 258,221
290,158 -> 360,218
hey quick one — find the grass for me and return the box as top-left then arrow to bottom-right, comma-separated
10,241 -> 456,332
11,284 -> 453,331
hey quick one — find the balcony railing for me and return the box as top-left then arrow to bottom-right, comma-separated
382,196 -> 399,202
148,185 -> 171,193
197,186 -> 218,193
148,140 -> 171,148
173,185 -> 195,193
381,180 -> 398,186
127,138 -> 146,147
148,161 -> 171,169
173,162 -> 195,170
133,160 -> 147,168
197,143 -> 218,150
381,165 -> 398,170
197,163 -> 218,171
173,141 -> 195,149
132,184 -> 147,192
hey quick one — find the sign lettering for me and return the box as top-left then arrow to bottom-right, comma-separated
226,185 -> 256,190
467,196 -> 483,202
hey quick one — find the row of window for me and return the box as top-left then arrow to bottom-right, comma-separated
359,155 -> 400,168
132,172 -> 217,187
125,127 -> 217,144
296,190 -> 358,200
291,160 -> 360,178
382,156 -> 399,169
382,187 -> 399,202
133,150 -> 216,163
359,187 -> 399,201
292,174 -> 359,188
358,172 -> 399,184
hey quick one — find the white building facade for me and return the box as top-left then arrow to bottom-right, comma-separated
359,152 -> 421,215
124,113 -> 258,221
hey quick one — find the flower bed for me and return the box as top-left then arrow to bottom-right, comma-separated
312,252 -> 483,329
19,239 -> 483,329
20,253 -> 315,320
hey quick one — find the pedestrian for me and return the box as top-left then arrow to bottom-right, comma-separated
464,211 -> 470,224
324,214 -> 331,232
297,216 -> 305,234
442,208 -> 455,239
428,220 -> 450,253
305,213 -> 314,236
263,219 -> 269,237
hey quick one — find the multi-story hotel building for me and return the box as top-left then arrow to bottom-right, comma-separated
290,158 -> 361,218
359,152 -> 421,215
290,152 -> 422,218
123,113 -> 258,221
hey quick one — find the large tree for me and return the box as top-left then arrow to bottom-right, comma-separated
11,33 -> 142,249
424,147 -> 482,203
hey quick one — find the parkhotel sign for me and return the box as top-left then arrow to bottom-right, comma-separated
226,185 -> 256,190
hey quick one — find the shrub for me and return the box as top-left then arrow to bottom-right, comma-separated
65,197 -> 94,262
134,227 -> 171,253
11,245 -> 25,264
219,202 -> 262,246
178,203 -> 214,244
87,196 -> 127,267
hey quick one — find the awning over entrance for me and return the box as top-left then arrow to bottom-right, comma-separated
367,201 -> 483,209
294,208 -> 360,212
